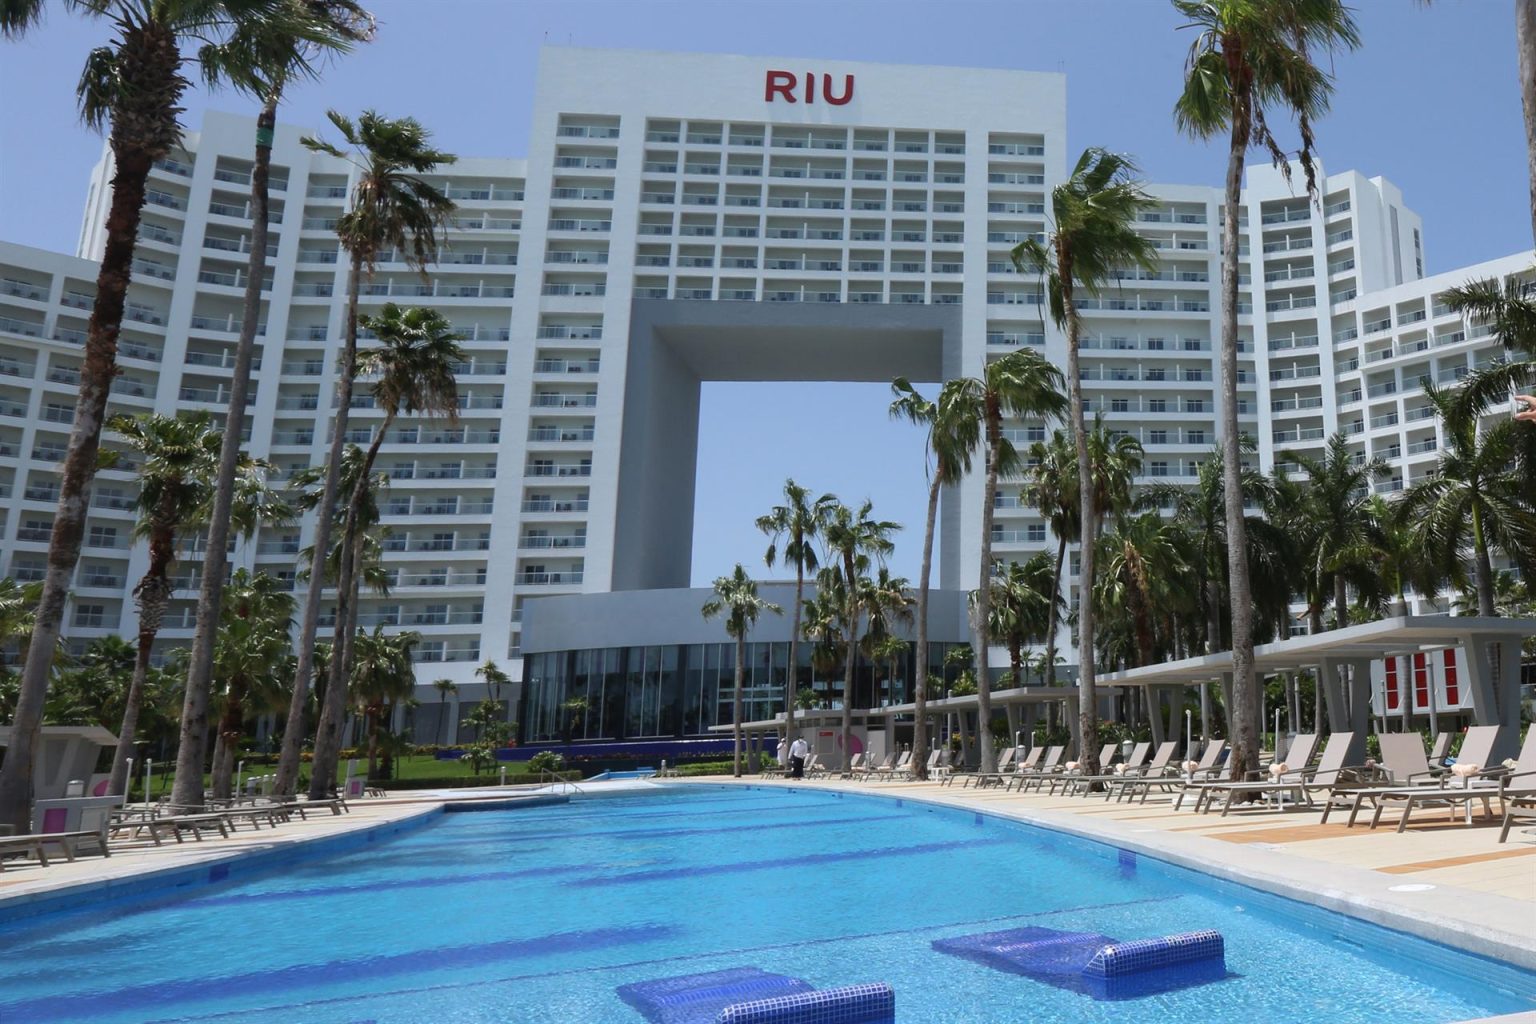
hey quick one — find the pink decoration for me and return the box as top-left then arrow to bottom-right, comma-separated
1181,760 -> 1200,773
1268,762 -> 1289,777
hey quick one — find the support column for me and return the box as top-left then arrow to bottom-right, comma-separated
1344,658 -> 1374,738
1318,658 -> 1348,733
1199,680 -> 1211,741
1064,693 -> 1081,759
1005,703 -> 1021,750
1148,689 -> 1166,748
1465,636 -> 1524,761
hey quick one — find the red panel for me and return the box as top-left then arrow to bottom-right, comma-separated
1413,653 -> 1430,711
1443,649 -> 1459,705
1385,657 -> 1400,711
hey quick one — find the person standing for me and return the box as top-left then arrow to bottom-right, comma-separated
789,735 -> 809,779
775,734 -> 790,773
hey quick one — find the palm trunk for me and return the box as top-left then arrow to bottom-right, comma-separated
0,140 -> 158,831
178,94 -> 278,807
1045,535 -> 1067,688
786,546 -> 803,746
1062,276 -> 1100,777
1220,100 -> 1260,781
278,248 -> 362,798
732,634 -> 745,777
366,702 -> 382,780
108,530 -> 174,797
910,473 -> 940,781
841,551 -> 857,772
310,416 -> 389,799
1333,575 -> 1349,630
1519,0 -> 1536,249
211,683 -> 247,801
974,408 -> 1001,775
1471,502 -> 1498,617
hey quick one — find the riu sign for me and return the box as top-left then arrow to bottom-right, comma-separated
764,70 -> 854,105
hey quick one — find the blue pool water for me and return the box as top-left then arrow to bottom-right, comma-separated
1,785 -> 1533,1023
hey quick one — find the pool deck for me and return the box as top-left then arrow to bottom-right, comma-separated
678,774 -> 1536,973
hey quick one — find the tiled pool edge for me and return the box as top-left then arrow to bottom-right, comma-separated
0,803 -> 444,927
692,780 -> 1536,974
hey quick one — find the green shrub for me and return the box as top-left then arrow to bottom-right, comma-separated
527,750 -> 566,776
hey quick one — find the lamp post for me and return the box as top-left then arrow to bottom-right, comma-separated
1185,709 -> 1192,756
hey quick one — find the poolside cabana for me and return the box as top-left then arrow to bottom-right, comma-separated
709,707 -> 894,771
1096,614 -> 1534,765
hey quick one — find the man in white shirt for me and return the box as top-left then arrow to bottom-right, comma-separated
789,736 -> 809,779
775,735 -> 790,772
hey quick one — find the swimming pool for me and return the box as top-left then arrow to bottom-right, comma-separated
1,785 -> 1532,1023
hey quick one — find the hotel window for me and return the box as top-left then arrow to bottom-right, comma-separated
1148,399 -> 1167,413
1149,461 -> 1169,477
1148,430 -> 1167,445
73,603 -> 106,628
1111,398 -> 1129,413
1026,524 -> 1046,543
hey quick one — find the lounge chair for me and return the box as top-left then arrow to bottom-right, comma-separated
839,753 -> 867,780
0,810 -> 113,870
1119,739 -> 1227,805
1429,730 -> 1453,766
950,746 -> 1017,788
1198,732 -> 1375,816
804,753 -> 827,779
1172,733 -> 1318,810
853,752 -> 896,781
1102,741 -> 1180,802
904,749 -> 942,780
1007,744 -> 1067,792
1350,726 -> 1527,833
870,751 -> 909,781
971,745 -> 1041,789
1053,742 -> 1150,797
1375,732 -> 1452,786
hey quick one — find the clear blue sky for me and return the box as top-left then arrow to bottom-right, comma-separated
0,0 -> 1528,586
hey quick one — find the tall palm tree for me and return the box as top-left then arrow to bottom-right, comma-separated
1013,147 -> 1156,777
431,677 -> 458,744
0,0 -> 329,833
1400,383 -> 1536,617
755,480 -> 835,749
702,565 -> 782,777
309,302 -> 462,801
1024,429 -> 1078,689
1441,274 -> 1536,427
349,626 -> 420,780
178,0 -> 373,813
106,412 -> 289,796
890,378 -> 980,779
820,501 -> 900,770
208,569 -> 295,798
1085,418 -> 1145,531
1521,0 -> 1536,249
272,111 -> 456,802
1281,433 -> 1390,630
941,350 -> 1065,773
1173,0 -> 1361,780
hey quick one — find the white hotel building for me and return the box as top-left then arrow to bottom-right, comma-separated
0,49 -> 1526,741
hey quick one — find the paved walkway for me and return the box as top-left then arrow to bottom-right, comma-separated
677,773 -> 1536,970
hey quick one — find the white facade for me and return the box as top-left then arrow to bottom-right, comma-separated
0,48 -> 1527,690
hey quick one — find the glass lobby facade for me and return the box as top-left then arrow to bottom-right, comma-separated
519,640 -> 976,744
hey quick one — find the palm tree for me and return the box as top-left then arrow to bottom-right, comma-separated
1282,433 -> 1390,630
0,0 -> 332,833
431,677 -> 458,744
1095,513 -> 1189,668
309,303 -> 462,801
1024,429 -> 1078,689
860,568 -> 914,709
1400,383 -> 1536,617
177,0 -> 373,814
476,659 -> 511,705
801,586 -> 846,712
821,501 -> 900,771
890,378 -> 980,779
273,110 -> 456,802
1441,274 -> 1536,426
980,555 -> 1060,684
1085,418 -> 1144,531
1173,0 -> 1361,780
349,626 -> 420,780
209,569 -> 295,799
941,350 -> 1065,773
1013,147 -> 1156,777
107,412 -> 289,796
702,565 -> 782,777
755,480 -> 835,749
